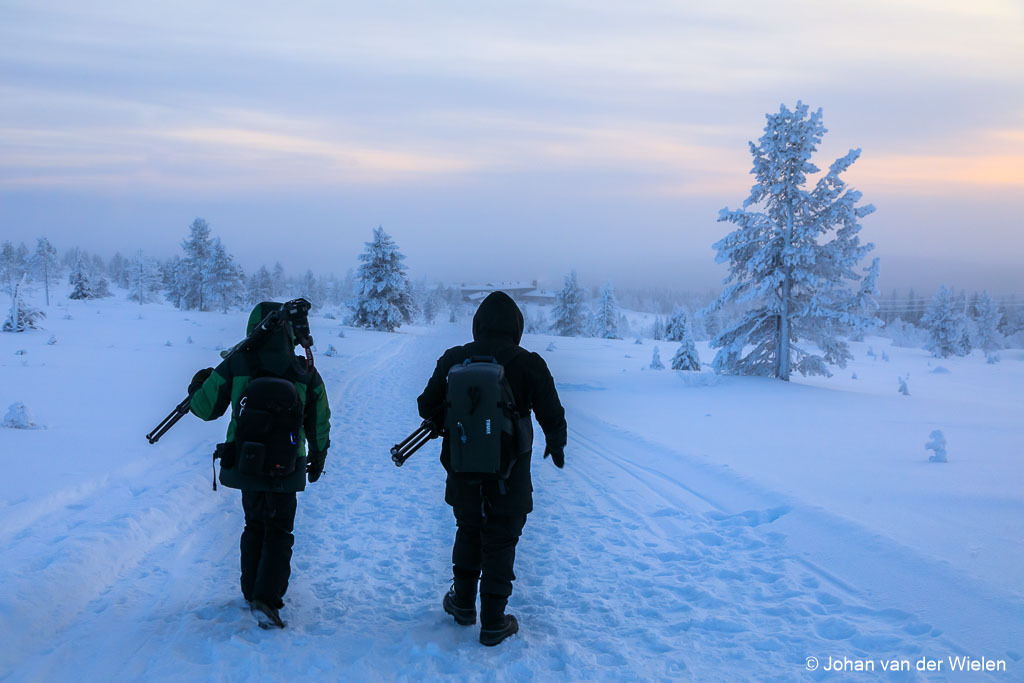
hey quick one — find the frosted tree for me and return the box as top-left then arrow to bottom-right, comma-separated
31,237 -> 60,306
650,345 -> 665,370
670,317 -> 701,371
68,256 -> 94,300
651,315 -> 665,341
162,255 -> 184,308
422,284 -> 446,325
108,252 -> 128,289
551,270 -> 586,337
970,291 -> 1003,354
126,250 -> 161,304
594,281 -> 620,339
664,307 -> 691,342
298,269 -> 326,310
3,278 -> 45,332
351,226 -> 414,332
705,102 -> 880,380
246,265 -> 275,304
271,262 -> 286,297
207,238 -> 244,313
179,218 -> 214,311
1,241 -> 23,294
921,285 -> 970,358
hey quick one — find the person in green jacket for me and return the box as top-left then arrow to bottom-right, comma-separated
189,301 -> 331,628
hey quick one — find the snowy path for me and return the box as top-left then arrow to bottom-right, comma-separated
2,329 -> 1022,680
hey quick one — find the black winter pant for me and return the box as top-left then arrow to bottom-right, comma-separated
452,496 -> 528,599
240,491 -> 296,608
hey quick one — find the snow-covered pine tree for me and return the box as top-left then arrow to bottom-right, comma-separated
594,281 -> 620,339
921,285 -> 971,358
126,250 -> 161,304
298,269 -> 324,310
207,238 -> 244,313
652,315 -> 665,341
179,218 -> 214,311
670,316 -> 701,371
108,252 -> 128,289
3,278 -> 45,332
971,291 -> 1003,354
351,226 -> 414,332
31,237 -> 60,306
162,255 -> 184,308
422,284 -> 445,325
246,265 -> 274,305
650,345 -> 664,370
664,307 -> 691,342
68,256 -> 94,300
705,102 -> 879,380
551,271 -> 585,337
271,262 -> 286,298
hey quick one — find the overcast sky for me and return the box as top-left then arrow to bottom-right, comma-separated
1,0 -> 1022,293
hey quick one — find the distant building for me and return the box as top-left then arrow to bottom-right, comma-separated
459,281 -> 556,305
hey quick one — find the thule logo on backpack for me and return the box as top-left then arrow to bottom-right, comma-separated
485,419 -> 491,435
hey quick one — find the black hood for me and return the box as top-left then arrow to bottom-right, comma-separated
472,291 -> 524,344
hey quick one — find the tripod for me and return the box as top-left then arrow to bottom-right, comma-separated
391,420 -> 440,466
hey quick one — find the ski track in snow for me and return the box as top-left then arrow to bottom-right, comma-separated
2,330 -> 1021,681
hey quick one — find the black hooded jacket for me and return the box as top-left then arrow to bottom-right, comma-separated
417,291 -> 567,514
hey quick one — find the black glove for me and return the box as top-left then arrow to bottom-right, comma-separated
424,419 -> 442,438
543,444 -> 565,469
307,450 -> 327,483
188,367 -> 214,395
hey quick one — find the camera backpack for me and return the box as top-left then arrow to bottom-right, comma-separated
444,348 -> 532,481
234,377 -> 303,479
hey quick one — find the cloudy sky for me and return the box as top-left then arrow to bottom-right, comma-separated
1,0 -> 1022,292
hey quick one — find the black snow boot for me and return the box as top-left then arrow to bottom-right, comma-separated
443,569 -> 479,626
250,599 -> 286,629
479,593 -> 518,646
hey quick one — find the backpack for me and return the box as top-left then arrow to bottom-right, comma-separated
444,349 -> 532,481
233,377 -> 303,479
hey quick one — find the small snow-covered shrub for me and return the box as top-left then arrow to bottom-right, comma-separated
47,335 -> 57,345
986,353 -> 1000,364
898,376 -> 910,396
633,336 -> 643,345
884,318 -> 929,348
546,342 -> 557,352
3,402 -> 37,429
929,366 -> 950,375
324,344 -> 339,357
337,327 -> 346,338
650,346 -> 665,370
925,430 -> 947,463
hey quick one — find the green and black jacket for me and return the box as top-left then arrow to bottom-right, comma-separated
190,302 -> 332,492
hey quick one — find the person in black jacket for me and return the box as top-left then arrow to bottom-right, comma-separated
417,291 -> 567,646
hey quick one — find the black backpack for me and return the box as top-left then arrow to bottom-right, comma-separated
444,349 -> 532,481
233,377 -> 303,479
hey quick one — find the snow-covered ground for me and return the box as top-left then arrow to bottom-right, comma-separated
1,295 -> 1022,680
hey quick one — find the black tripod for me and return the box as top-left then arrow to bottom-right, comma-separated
391,420 -> 440,466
